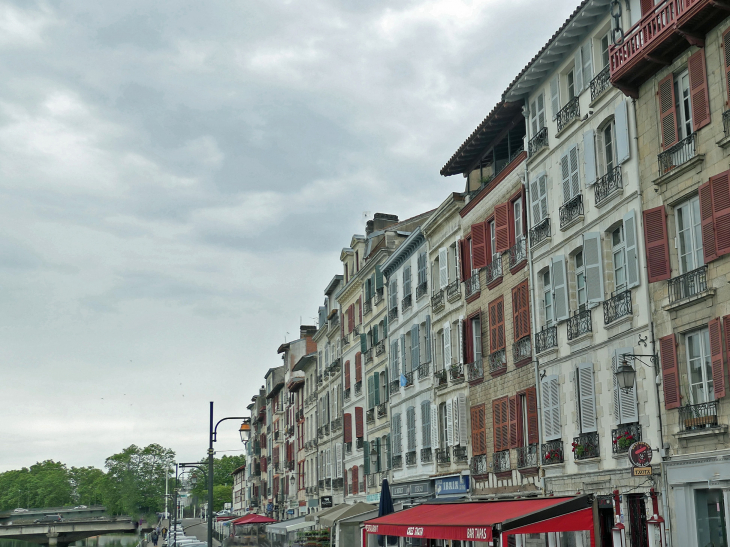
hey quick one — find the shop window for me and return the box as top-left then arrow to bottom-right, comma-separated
695,489 -> 728,547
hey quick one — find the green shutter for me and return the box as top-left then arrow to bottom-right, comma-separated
383,369 -> 389,402
364,440 -> 370,475
383,316 -> 388,338
373,325 -> 379,345
375,437 -> 382,472
370,274 -> 376,298
386,434 -> 392,469
361,333 -> 367,353
374,373 -> 380,406
368,375 -> 375,409
375,266 -> 383,290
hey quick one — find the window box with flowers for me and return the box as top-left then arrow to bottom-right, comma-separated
572,432 -> 599,461
611,423 -> 641,455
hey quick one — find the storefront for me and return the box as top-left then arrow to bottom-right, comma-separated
232,514 -> 277,545
433,475 -> 468,499
391,480 -> 435,505
362,495 -> 596,546
265,515 -> 314,546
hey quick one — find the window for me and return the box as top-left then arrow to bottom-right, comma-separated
613,225 -> 626,292
600,31 -> 610,69
439,402 -> 448,449
403,265 -> 412,298
695,489 -> 728,547
389,278 -> 398,312
450,244 -> 459,283
686,328 -> 714,404
567,69 -> 575,101
530,92 -> 546,134
676,196 -> 704,274
675,69 -> 693,140
489,220 -> 497,262
596,120 -> 616,176
575,252 -> 586,309
543,270 -> 554,326
471,315 -> 482,362
519,393 -> 528,447
513,197 -> 523,242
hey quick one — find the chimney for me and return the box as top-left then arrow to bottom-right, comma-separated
372,213 -> 399,232
365,220 -> 375,236
300,325 -> 317,339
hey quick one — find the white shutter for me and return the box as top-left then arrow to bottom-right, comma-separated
549,377 -> 561,440
446,398 -> 454,447
574,48 -> 584,94
452,398 -> 460,446
569,145 -> 580,198
624,210 -> 640,289
400,334 -> 407,374
615,99 -> 630,164
458,392 -> 468,445
577,363 -> 597,433
583,130 -> 597,186
530,176 -> 542,224
582,41 -> 593,86
453,246 -> 460,285
541,376 -> 554,440
551,256 -> 569,322
439,247 -> 448,289
538,175 -> 548,221
550,76 -> 560,120
443,322 -> 451,367
583,232 -> 605,305
458,317 -> 464,365
561,152 -> 571,202
421,402 -> 431,448
411,324 -> 420,372
614,347 -> 639,425
327,448 -> 332,478
336,443 -> 343,478
431,405 -> 439,450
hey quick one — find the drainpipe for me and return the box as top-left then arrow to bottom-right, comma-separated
522,97 -> 546,494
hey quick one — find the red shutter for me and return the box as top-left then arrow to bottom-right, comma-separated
710,318 -> 726,399
508,395 -> 518,449
724,28 -> 730,105
464,316 -> 473,364
657,74 -> 678,150
459,240 -> 469,281
471,222 -> 487,269
355,407 -> 363,438
640,0 -> 653,14
350,304 -> 356,333
496,297 -> 505,351
357,297 -> 362,324
723,316 -> 730,395
642,206 -> 671,282
495,203 -> 510,253
492,398 -> 502,452
489,299 -> 498,353
711,170 -> 730,256
660,334 -> 681,409
344,413 -> 352,443
526,387 -> 539,445
344,360 -> 351,389
352,467 -> 359,495
341,312 -> 345,339
700,182 -> 719,263
512,283 -> 530,342
355,352 -> 362,382
521,281 -> 531,338
471,405 -> 485,455
688,48 -> 711,131
500,397 -> 509,451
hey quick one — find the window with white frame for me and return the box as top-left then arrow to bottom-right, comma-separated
567,68 -> 575,101
489,220 -> 497,262
612,225 -> 626,292
439,402 -> 448,449
513,196 -> 523,243
472,315 -> 482,363
575,251 -> 586,310
600,31 -> 610,70
530,93 -> 546,134
686,328 -> 714,404
543,270 -> 554,327
675,69 -> 693,141
676,196 -> 704,274
596,120 -> 616,176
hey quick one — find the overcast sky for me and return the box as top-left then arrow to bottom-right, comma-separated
0,0 -> 580,472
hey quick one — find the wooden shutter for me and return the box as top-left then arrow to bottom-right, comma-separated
425,315 -> 432,363
577,363 -> 597,433
374,372 -> 380,406
660,334 -> 681,409
724,28 -> 730,105
446,398 -> 453,446
583,129 -> 596,186
489,297 -> 505,352
569,145 -> 580,198
551,256 -> 569,321
458,392 -> 468,447
348,304 -> 354,333
367,375 -> 375,409
642,206 -> 671,282
513,280 -> 530,341
452,397 -> 460,446
439,247 -> 448,288
550,76 -> 560,120
344,360 -> 350,389
355,352 -> 362,382
709,318 -> 726,399
355,407 -> 363,438
624,210 -> 640,288
724,316 -> 730,397
583,232 -> 605,304
688,48 -> 711,131
352,466 -> 358,495
463,316 -> 472,364
412,324 -> 420,370
430,405 -> 439,453
495,203 -> 510,253
561,152 -> 571,202
615,99 -> 630,164
493,396 -> 508,452
582,41 -> 593,89
640,0 -> 654,14
421,401 -> 431,448
443,322 -> 452,366
526,387 -> 539,445
363,440 -> 370,475
574,47 -> 584,95
471,222 -> 487,269
508,395 -> 519,449
699,181 -> 718,263
658,73 -> 678,150
471,405 -> 486,455
711,170 -> 730,256
613,347 -> 639,425
512,284 -> 522,341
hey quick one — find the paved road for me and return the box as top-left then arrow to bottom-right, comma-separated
178,518 -> 220,547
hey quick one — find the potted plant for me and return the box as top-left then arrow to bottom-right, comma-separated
613,431 -> 635,451
543,449 -> 562,463
571,441 -> 586,458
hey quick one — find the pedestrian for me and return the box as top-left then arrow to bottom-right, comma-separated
151,530 -> 159,547
162,528 -> 167,540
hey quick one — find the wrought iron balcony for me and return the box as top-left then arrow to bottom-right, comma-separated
356,437 -> 364,449
431,290 -> 444,311
406,451 -> 417,466
317,374 -> 323,386
529,217 -> 551,248
404,371 -> 414,388
392,455 -> 403,469
345,442 -> 352,454
493,450 -> 511,473
365,349 -> 373,364
344,388 -> 351,401
612,422 -> 641,454
508,236 -> 527,269
363,299 -> 372,315
334,477 -> 343,490
559,193 -> 583,230
354,324 -> 360,336
388,307 -> 398,321
416,281 -> 428,299
449,363 -> 464,383
659,132 -> 697,177
467,358 -> 484,382
331,417 -> 342,432
274,403 -> 284,414
724,110 -> 730,138
377,402 -> 388,418
318,427 -> 324,439
389,379 -> 400,395
556,96 -> 580,133
567,309 -> 592,340
603,290 -> 632,325
402,294 -> 412,311
419,447 -> 432,463
668,266 -> 708,304
366,408 -> 375,424
528,126 -> 548,157
367,473 -> 376,487
572,432 -> 599,460
594,165 -> 623,207
436,447 -> 451,466
342,333 -> 349,346
375,339 -> 385,356
486,259 -> 503,285
323,423 -> 329,436
453,446 -> 468,463
374,288 -> 384,305
590,65 -> 610,102
355,381 -> 362,396
489,349 -> 506,374
680,401 -> 720,431
512,335 -> 531,364
325,478 -> 331,489
318,479 -> 324,489
516,444 -> 539,469
465,271 -> 481,297
535,326 -> 557,354
417,362 -> 430,380
446,279 -> 461,301
471,454 -> 488,476
435,369 -> 448,389
331,357 -> 341,373
274,430 -> 280,441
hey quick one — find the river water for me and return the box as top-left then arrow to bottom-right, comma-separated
0,534 -> 140,547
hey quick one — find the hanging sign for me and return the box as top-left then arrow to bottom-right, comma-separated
628,441 -> 653,476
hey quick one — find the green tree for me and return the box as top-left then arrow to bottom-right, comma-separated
188,454 -> 245,500
212,485 -> 232,512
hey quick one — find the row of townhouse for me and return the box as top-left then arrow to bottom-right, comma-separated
241,1 -> 730,546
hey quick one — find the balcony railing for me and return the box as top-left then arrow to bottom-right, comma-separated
449,363 -> 464,383
365,349 -> 373,364
556,96 -> 580,133
668,266 -> 708,303
724,110 -> 730,137
467,358 -> 484,382
402,294 -> 412,311
331,417 -> 342,432
435,369 -> 448,389
590,65 -> 610,102
471,454 -> 488,476
493,450 -> 511,473
388,307 -> 398,321
559,193 -> 583,230
679,401 -> 720,431
489,349 -> 506,374
567,309 -> 592,340
453,446 -> 468,463
603,290 -> 632,325
344,388 -> 351,401
325,478 -> 331,489
318,479 -> 324,489
659,132 -> 696,176
418,362 -> 430,380
376,339 -> 385,356
528,126 -> 548,157
517,444 -> 539,469
404,371 -> 414,388
594,165 -> 623,207
345,442 -> 352,454
573,432 -> 599,460
355,381 -> 362,396
431,290 -> 444,310
392,455 -> 403,469
512,336 -> 531,364
420,448 -> 432,463
406,451 -> 417,466
323,424 -> 329,436
333,477 -> 343,490
356,437 -> 364,449
508,236 -> 527,269
465,271 -> 481,297
367,474 -> 376,488
529,217 -> 551,248
354,324 -> 360,336
342,333 -> 349,346
416,281 -> 428,299
363,299 -> 372,315
377,402 -> 388,418
366,409 -> 375,424
485,259 -> 503,285
317,374 -> 323,386
612,422 -> 641,454
390,379 -> 400,395
374,288 -> 384,305
535,325 -> 557,354
446,279 -> 460,301
436,447 -> 451,466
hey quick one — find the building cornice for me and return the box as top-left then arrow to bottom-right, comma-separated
382,227 -> 425,280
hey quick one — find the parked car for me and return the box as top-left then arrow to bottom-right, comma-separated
12,509 -> 28,513
34,515 -> 62,523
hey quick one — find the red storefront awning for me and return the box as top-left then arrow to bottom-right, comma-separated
363,496 -> 594,544
232,514 -> 276,525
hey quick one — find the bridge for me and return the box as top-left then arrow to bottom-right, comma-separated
0,518 -> 139,547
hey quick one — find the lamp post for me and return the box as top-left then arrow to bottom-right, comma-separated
207,402 -> 249,547
614,353 -> 659,391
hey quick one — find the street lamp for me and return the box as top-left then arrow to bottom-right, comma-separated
614,354 -> 659,392
239,421 -> 251,445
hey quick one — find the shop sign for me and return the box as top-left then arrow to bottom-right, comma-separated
632,467 -> 652,477
320,496 -> 333,508
366,493 -> 381,504
435,475 -> 469,496
391,480 -> 434,499
628,441 -> 653,467
266,503 -> 273,513
287,509 -> 295,515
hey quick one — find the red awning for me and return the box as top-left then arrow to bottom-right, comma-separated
232,514 -> 277,525
502,507 -> 594,538
363,497 -> 593,543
